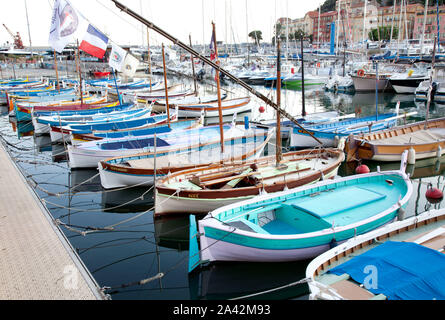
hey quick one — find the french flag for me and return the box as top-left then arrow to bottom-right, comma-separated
79,24 -> 109,59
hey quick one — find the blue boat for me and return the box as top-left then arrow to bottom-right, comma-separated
188,152 -> 412,270
288,113 -> 399,148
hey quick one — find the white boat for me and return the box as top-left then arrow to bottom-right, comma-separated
306,208 -> 445,300
68,123 -> 272,169
188,152 -> 412,269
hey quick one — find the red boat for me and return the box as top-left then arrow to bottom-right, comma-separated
93,71 -> 111,79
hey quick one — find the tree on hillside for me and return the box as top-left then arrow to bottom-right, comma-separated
248,30 -> 263,45
368,26 -> 398,41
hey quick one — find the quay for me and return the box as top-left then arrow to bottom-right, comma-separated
0,141 -> 105,300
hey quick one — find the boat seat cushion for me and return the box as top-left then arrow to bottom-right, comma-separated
290,186 -> 386,218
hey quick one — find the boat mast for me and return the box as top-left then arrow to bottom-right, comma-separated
425,36 -> 437,130
189,34 -> 198,96
437,0 -> 440,53
212,22 -> 225,154
76,40 -> 83,105
147,28 -> 152,92
110,0 -> 322,144
53,50 -> 60,92
362,0 -> 367,49
301,35 -> 306,117
420,0 -> 428,57
161,44 -> 171,128
390,0 -> 397,46
24,0 -> 33,57
276,38 -> 282,165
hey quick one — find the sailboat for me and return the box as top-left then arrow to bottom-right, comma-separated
154,39 -> 345,216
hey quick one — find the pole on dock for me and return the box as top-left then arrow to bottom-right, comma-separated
276,39 -> 282,165
212,22 -> 225,154
161,44 -> 171,128
110,0 -> 322,145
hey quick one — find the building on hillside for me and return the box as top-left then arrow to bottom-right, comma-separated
413,5 -> 445,43
311,11 -> 338,46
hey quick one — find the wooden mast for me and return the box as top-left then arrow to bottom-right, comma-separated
212,22 -> 225,154
76,40 -> 83,106
425,36 -> 437,130
189,34 -> 198,96
53,50 -> 60,92
161,44 -> 171,128
147,28 -> 153,92
111,0 -> 322,145
276,39 -> 282,164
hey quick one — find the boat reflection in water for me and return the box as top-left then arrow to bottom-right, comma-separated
68,169 -> 154,213
188,260 -> 310,300
153,215 -> 310,300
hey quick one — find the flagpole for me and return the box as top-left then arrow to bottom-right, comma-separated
212,22 -> 225,154
161,43 -> 171,128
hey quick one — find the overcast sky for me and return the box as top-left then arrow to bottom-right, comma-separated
1,0 -> 324,48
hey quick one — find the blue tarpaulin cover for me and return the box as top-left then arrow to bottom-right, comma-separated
329,241 -> 445,300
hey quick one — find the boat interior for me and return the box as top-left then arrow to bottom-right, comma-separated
313,216 -> 445,300
214,174 -> 408,236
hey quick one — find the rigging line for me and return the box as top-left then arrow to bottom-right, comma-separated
230,277 -> 311,301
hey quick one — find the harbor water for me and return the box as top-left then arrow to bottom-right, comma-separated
1,75 -> 445,300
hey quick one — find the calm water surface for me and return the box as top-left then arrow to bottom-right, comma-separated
1,79 -> 445,300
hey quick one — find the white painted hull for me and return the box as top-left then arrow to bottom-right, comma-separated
176,104 -> 252,118
351,76 -> 389,92
290,133 -> 336,148
99,139 -> 269,189
391,85 -> 416,94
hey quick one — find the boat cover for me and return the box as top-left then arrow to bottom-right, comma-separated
329,241 -> 445,300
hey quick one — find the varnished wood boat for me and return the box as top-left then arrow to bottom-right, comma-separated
346,117 -> 445,163
154,148 -> 345,216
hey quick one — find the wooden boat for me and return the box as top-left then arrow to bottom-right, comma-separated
97,124 -> 274,187
306,208 -> 445,300
288,112 -> 399,148
167,96 -> 251,118
51,112 -> 177,144
187,152 -> 412,269
154,148 -> 345,216
45,108 -> 162,142
14,96 -> 112,122
70,123 -> 272,169
151,93 -> 227,113
345,116 -> 445,163
70,117 -> 201,145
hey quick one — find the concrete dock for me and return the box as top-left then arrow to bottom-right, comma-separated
0,141 -> 105,300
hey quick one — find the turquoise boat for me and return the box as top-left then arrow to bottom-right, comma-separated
188,152 -> 412,271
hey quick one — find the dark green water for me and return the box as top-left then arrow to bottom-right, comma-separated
1,82 -> 445,300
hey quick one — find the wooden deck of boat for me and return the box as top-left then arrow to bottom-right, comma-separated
0,142 -> 105,300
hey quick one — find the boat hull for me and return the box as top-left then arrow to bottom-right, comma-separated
196,170 -> 411,263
